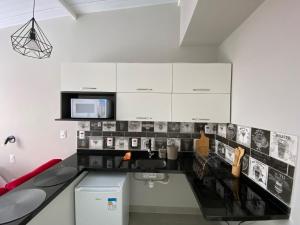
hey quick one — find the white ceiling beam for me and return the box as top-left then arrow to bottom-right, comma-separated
57,0 -> 78,20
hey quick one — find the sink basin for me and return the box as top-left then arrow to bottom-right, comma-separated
135,159 -> 166,169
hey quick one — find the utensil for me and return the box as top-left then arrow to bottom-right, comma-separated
237,147 -> 245,166
232,147 -> 245,178
233,148 -> 240,166
196,131 -> 209,157
167,145 -> 178,160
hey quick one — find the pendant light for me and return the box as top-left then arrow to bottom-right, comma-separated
11,0 -> 53,59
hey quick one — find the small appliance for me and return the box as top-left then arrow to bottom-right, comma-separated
71,98 -> 112,118
75,173 -> 129,225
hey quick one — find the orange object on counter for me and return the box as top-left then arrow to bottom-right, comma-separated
123,152 -> 131,161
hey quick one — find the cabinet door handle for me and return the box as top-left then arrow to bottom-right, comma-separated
136,88 -> 153,91
192,118 -> 210,121
81,87 -> 97,90
192,88 -> 211,92
136,117 -> 152,120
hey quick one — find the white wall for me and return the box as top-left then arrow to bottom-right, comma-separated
0,3 -> 216,210
218,0 -> 300,224
179,0 -> 198,45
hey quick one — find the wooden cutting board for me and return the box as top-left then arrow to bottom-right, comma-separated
196,131 -> 209,157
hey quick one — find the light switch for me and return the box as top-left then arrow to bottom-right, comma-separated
60,130 -> 67,139
9,154 -> 15,163
79,131 -> 85,139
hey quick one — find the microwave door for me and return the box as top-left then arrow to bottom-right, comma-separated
71,99 -> 98,118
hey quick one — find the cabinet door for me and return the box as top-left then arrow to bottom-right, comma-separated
172,94 -> 231,123
61,63 -> 116,92
117,63 -> 172,93
117,93 -> 171,121
173,63 -> 231,93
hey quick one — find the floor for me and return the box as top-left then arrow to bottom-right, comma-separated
129,213 -> 221,225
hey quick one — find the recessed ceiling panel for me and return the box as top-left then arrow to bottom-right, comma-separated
0,0 -> 176,29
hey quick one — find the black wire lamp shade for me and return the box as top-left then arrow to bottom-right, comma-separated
10,1 -> 53,59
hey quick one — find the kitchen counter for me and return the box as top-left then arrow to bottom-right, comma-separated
1,150 -> 290,225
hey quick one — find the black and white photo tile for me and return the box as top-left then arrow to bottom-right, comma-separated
205,123 -> 217,134
154,122 -> 168,133
167,138 -> 181,150
167,122 -> 180,133
181,139 -> 194,152
215,140 -> 226,159
89,136 -> 103,149
128,121 -> 142,132
78,121 -> 90,131
218,124 -> 227,138
78,138 -> 89,149
194,123 -> 206,133
242,154 -> 250,175
226,124 -> 237,141
141,137 -> 155,151
270,132 -> 298,166
225,145 -> 235,164
180,122 -> 194,133
90,121 -> 102,131
251,128 -> 270,155
102,121 -> 116,132
267,168 -> 293,204
115,137 -> 129,150
116,121 -> 128,132
129,138 -> 141,150
248,157 -> 268,189
155,138 -> 167,150
103,137 -> 115,149
215,122 -> 298,206
142,122 -> 154,132
236,125 -> 251,147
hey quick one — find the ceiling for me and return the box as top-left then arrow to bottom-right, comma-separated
0,0 -> 177,29
181,0 -> 265,46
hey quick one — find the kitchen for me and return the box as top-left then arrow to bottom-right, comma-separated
0,0 -> 299,225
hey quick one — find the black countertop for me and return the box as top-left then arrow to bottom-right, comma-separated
2,150 -> 290,225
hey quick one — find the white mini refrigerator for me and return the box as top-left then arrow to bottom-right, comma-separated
75,173 -> 129,225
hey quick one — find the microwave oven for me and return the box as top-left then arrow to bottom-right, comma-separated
71,98 -> 112,118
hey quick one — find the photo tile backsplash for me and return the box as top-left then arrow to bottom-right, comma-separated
77,120 -> 298,206
215,123 -> 298,206
77,121 -> 216,153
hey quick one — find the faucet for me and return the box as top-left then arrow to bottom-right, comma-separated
146,139 -> 154,159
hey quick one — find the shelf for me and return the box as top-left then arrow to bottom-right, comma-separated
59,91 -> 117,121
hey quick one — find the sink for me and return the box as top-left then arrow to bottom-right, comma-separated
135,159 -> 166,169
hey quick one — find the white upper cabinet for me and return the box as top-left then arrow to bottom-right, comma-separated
172,94 -> 231,123
173,63 -> 232,93
117,93 -> 171,121
117,63 -> 172,93
61,63 -> 117,92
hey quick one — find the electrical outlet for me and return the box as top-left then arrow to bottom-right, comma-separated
60,130 -> 67,139
9,154 -> 15,163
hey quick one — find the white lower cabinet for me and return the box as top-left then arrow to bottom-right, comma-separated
27,172 -> 88,225
117,93 -> 172,121
172,94 -> 231,123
